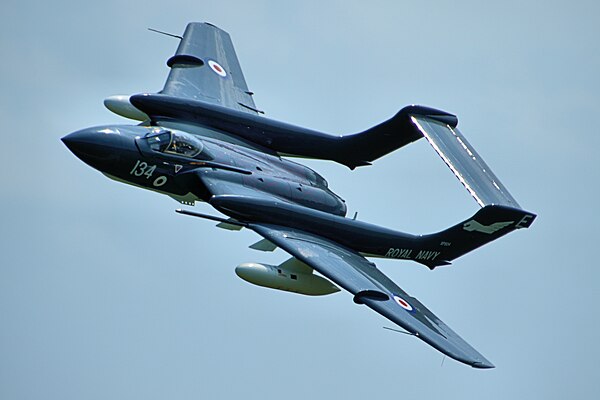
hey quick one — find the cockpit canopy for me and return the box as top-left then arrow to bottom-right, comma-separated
144,128 -> 206,158
305,168 -> 328,188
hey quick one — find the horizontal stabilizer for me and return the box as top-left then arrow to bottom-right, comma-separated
410,115 -> 520,208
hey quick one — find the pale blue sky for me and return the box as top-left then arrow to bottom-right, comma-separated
2,1 -> 599,399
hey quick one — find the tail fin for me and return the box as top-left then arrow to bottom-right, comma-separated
420,205 -> 536,267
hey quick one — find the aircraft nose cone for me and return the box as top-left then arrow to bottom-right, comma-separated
62,127 -> 124,167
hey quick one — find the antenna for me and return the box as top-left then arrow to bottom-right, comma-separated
147,28 -> 183,40
353,211 -> 358,220
383,326 -> 416,336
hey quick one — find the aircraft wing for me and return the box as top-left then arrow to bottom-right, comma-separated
160,22 -> 259,114
248,223 -> 495,369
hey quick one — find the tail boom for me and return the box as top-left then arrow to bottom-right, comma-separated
208,195 -> 535,269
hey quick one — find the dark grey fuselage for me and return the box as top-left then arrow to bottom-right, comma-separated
63,120 -> 531,272
62,121 -> 347,216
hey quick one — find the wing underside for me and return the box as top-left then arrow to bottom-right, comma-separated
249,223 -> 495,368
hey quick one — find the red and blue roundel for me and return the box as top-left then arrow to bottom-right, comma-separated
393,295 -> 414,312
208,60 -> 227,77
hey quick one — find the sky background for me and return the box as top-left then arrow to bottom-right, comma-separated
2,1 -> 599,399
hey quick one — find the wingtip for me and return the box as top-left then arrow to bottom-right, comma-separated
472,360 -> 495,369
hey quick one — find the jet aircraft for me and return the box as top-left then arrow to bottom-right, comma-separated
62,22 -> 535,368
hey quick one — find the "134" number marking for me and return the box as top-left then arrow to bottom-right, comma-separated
130,160 -> 156,179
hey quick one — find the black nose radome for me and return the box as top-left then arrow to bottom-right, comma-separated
62,127 -> 125,167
